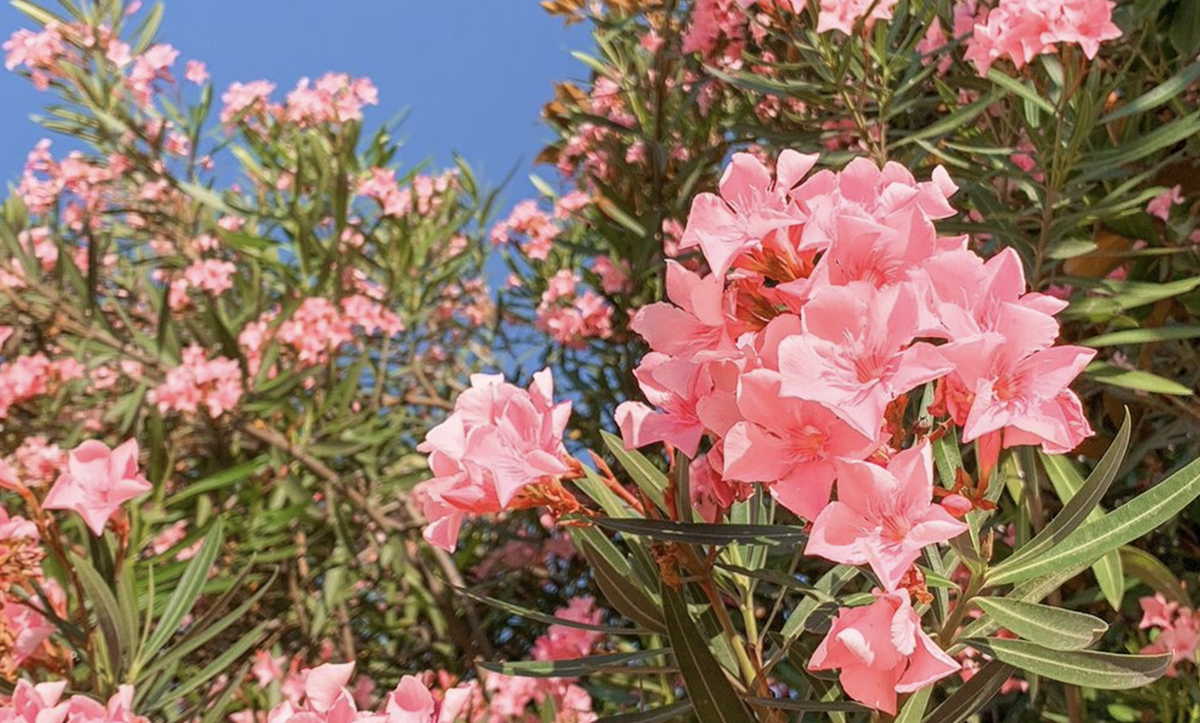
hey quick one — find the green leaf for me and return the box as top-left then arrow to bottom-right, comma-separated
742,698 -> 867,713
1119,546 -> 1189,605
1101,60 -> 1200,123
894,687 -> 931,723
478,649 -> 670,679
988,456 -> 1200,586
139,519 -> 224,665
575,531 -> 665,633
453,586 -> 650,635
1082,325 -> 1200,347
987,69 -> 1056,115
165,457 -> 267,506
155,622 -> 269,705
1086,363 -> 1193,396
924,660 -> 1015,723
966,638 -> 1170,689
72,552 -> 127,676
179,180 -> 234,215
590,701 -> 693,723
974,599 -> 1107,651
661,583 -> 755,723
601,432 -> 668,512
592,518 -> 807,547
991,412 -> 1129,579
1038,420 -> 1131,610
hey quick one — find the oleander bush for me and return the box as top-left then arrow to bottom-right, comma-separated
1,0 -> 1199,722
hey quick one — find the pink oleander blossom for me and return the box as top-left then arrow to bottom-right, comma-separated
809,589 -> 960,714
680,150 -> 816,277
777,282 -> 953,439
806,442 -> 968,591
42,439 -> 151,536
965,0 -> 1121,75
417,370 -> 573,551
149,346 -> 244,418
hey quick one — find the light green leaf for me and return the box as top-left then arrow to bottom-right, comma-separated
988,456 -> 1200,586
1082,325 -> 1200,347
1119,546 -> 1189,605
967,638 -> 1170,689
478,649 -> 670,679
974,599 -> 1107,651
1086,363 -> 1193,396
991,412 -> 1129,579
601,431 -> 668,512
662,583 -> 756,723
924,660 -> 1015,723
139,519 -> 224,665
1101,60 -> 1200,123
72,553 -> 127,676
592,518 -> 807,547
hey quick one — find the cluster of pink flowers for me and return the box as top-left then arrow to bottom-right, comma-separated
221,80 -> 278,124
1139,594 -> 1200,677
416,370 -> 573,552
608,150 -> 1095,710
286,73 -> 379,127
149,345 -> 244,418
0,682 -> 147,723
166,258 -> 238,309
485,597 -> 601,723
0,354 -> 84,420
535,271 -> 615,348
3,23 -> 70,89
490,201 -> 560,261
126,43 -> 178,105
357,169 -> 457,219
222,72 -> 381,131
17,140 -> 117,226
965,0 -> 1121,75
239,295 -> 403,378
0,503 -> 57,675
264,662 -> 474,723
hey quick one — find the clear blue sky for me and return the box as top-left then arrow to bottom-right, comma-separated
0,1 -> 590,199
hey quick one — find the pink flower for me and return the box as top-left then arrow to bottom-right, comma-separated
938,303 -> 1095,453
722,369 -> 875,520
806,442 -> 967,591
43,439 -> 152,536
965,0 -> 1121,75
531,597 -> 603,662
681,150 -> 816,277
809,589 -> 960,714
185,60 -> 208,85
149,346 -> 244,418
778,283 -> 953,438
417,370 -> 572,551
814,0 -> 900,35
630,262 -> 738,362
1147,184 -> 1184,221
182,258 -> 236,296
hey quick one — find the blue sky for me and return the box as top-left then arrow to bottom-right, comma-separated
0,1 -> 590,200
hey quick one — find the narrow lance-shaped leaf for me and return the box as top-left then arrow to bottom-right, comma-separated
478,650 -> 671,679
988,456 -> 1200,586
989,412 -> 1129,580
924,659 -> 1015,723
661,582 -> 756,723
138,519 -> 224,665
592,517 -> 808,547
973,598 -> 1107,651
1119,546 -> 1189,605
966,638 -> 1170,690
